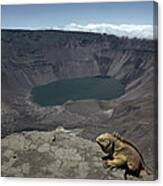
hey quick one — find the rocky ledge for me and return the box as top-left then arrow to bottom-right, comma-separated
1,127 -> 154,180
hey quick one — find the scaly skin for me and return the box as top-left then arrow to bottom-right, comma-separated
96,132 -> 151,180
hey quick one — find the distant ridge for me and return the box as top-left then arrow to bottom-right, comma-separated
2,22 -> 154,39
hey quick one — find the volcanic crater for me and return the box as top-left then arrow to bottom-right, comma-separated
1,29 -> 157,179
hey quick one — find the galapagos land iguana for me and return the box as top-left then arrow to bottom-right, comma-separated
96,132 -> 151,180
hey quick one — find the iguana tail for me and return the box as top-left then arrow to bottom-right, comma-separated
139,166 -> 152,177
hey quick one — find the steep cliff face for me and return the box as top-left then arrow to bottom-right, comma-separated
1,30 -> 157,179
2,30 -> 155,97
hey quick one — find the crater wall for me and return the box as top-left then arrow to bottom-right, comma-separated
2,30 -> 155,100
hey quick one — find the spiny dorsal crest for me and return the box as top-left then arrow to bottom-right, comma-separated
112,132 -> 124,141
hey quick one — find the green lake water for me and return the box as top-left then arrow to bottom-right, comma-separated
31,76 -> 124,106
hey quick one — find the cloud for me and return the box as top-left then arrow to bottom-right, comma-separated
53,23 -> 153,39
5,23 -> 155,39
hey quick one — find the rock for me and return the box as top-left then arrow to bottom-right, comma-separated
37,143 -> 50,153
1,127 -> 154,180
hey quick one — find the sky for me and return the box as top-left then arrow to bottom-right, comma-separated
1,1 -> 156,38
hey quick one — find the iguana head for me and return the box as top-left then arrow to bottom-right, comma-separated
96,133 -> 115,154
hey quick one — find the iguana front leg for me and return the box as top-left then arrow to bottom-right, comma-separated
103,154 -> 127,169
